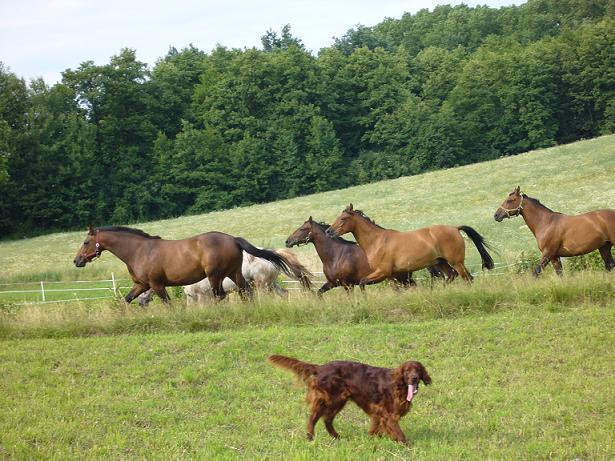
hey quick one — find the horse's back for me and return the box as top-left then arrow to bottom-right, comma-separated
551,209 -> 615,255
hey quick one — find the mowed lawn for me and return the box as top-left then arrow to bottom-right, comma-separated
1,135 -> 614,282
1,304 -> 613,460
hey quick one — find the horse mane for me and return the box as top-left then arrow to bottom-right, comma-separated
97,226 -> 162,239
522,194 -> 556,213
313,221 -> 358,245
352,209 -> 385,229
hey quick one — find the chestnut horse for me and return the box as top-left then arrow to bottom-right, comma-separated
494,186 -> 615,275
73,225 -> 305,303
286,218 -> 455,294
326,204 -> 494,285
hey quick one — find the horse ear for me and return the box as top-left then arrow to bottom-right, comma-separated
308,216 -> 313,223
515,186 -> 521,194
87,224 -> 95,235
348,203 -> 353,210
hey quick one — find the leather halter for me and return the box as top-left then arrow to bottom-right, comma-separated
499,194 -> 525,218
83,230 -> 102,262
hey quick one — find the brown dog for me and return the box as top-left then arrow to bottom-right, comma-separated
268,355 -> 431,443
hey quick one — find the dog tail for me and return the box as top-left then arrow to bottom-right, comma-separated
268,355 -> 318,382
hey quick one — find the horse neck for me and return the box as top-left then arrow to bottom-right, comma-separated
520,197 -> 554,236
99,231 -> 148,267
310,225 -> 338,262
348,215 -> 384,249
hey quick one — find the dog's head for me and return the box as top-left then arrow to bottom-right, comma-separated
397,361 -> 431,402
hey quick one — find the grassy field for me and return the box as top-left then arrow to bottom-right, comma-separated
0,136 -> 614,459
1,135 -> 614,283
1,300 -> 613,460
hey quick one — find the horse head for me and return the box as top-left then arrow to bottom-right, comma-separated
494,186 -> 524,222
286,217 -> 315,247
73,225 -> 101,267
326,204 -> 355,238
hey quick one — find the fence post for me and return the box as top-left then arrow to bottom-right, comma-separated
111,272 -> 117,295
40,281 -> 46,302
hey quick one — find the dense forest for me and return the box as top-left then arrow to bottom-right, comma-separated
0,0 -> 613,237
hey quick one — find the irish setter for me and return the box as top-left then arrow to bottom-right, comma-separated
268,355 -> 431,443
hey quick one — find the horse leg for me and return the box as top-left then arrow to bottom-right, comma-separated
391,272 -> 415,290
124,283 -> 149,304
598,243 -> 614,271
318,281 -> 335,296
209,274 -> 227,300
551,257 -> 564,276
232,269 -> 253,301
435,259 -> 457,283
151,285 -> 171,304
359,269 -> 389,288
137,289 -> 155,307
534,253 -> 553,277
451,263 -> 473,282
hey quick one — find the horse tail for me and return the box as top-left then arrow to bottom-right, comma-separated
457,226 -> 495,270
274,249 -> 313,289
234,238 -> 293,278
268,355 -> 318,382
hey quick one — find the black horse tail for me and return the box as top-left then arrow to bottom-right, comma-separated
234,237 -> 293,278
457,226 -> 495,270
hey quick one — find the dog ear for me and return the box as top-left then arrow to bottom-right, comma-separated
419,363 -> 432,385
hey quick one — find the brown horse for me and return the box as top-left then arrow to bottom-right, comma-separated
74,225 -> 309,303
286,218 -> 455,294
286,218 -> 373,294
326,205 -> 494,285
494,186 -> 615,275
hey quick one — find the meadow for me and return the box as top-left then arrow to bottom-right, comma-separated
1,135 -> 613,283
0,136 -> 614,459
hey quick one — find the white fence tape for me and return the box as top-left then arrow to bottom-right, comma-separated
0,263 -> 523,306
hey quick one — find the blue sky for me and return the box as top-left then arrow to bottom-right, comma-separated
1,0 -> 524,84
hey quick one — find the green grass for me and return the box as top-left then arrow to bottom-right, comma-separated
0,136 -> 614,459
0,272 -> 612,340
1,303 -> 613,460
1,135 -> 614,283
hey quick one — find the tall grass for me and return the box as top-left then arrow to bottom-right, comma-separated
1,271 -> 612,340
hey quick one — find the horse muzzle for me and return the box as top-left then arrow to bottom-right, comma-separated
493,211 -> 505,222
74,256 -> 87,267
285,238 -> 296,248
325,227 -> 338,238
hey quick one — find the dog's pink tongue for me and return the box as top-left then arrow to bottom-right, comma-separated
406,384 -> 415,402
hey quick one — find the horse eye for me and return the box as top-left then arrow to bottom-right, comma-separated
84,240 -> 89,245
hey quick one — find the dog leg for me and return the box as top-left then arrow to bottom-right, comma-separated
306,406 -> 325,441
384,420 -> 407,444
323,401 -> 346,439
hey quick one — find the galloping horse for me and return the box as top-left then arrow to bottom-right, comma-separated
326,204 -> 494,285
286,218 -> 455,294
286,217 -> 373,294
138,247 -> 312,305
73,226 -> 304,303
494,186 -> 615,275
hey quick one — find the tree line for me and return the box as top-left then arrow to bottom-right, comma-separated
0,0 -> 613,237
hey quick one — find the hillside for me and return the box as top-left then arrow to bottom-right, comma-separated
1,135 -> 613,283
0,137 -> 613,461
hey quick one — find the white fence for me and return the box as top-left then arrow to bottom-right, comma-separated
0,263 -> 518,306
